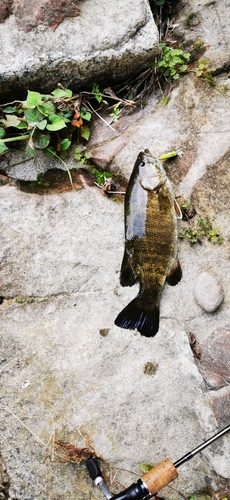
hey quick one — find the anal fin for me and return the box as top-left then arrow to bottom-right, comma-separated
166,259 -> 182,286
120,250 -> 137,287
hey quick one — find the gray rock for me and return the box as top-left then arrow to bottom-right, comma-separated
0,183 -> 230,499
1,0 -> 230,497
0,0 -> 158,100
194,272 -> 224,313
174,0 -> 230,72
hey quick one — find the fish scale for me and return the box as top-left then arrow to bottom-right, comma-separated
115,149 -> 182,337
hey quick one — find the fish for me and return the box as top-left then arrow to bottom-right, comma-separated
114,149 -> 182,337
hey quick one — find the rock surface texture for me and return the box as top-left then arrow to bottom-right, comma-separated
0,0 -> 158,99
194,272 -> 224,313
1,1 -> 230,500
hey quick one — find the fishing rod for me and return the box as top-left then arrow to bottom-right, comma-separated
86,423 -> 230,500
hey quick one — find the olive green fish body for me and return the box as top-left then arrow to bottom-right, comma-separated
115,149 -> 182,337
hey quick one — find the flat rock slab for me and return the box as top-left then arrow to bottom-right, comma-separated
0,0 -> 158,100
0,184 -> 230,499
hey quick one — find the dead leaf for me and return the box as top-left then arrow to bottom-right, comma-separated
54,440 -> 98,464
189,332 -> 201,359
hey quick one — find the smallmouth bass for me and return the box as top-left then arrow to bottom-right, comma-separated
115,149 -> 182,337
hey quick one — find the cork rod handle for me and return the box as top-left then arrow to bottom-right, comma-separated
141,458 -> 178,495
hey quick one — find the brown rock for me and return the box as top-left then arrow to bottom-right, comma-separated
200,371 -> 227,391
90,134 -> 130,171
196,326 -> 230,390
13,0 -> 80,31
0,0 -> 12,23
211,391 -> 230,428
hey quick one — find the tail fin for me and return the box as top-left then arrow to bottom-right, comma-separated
115,297 -> 159,338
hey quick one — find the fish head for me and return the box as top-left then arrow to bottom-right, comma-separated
137,149 -> 167,191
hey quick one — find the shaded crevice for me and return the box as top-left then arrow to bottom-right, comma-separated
0,454 -> 10,500
149,0 -> 186,30
0,0 -> 13,24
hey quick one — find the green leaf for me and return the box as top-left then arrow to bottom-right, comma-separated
80,124 -> 90,141
63,110 -> 73,120
26,90 -> 42,108
0,142 -> 9,155
155,0 -> 165,5
60,138 -> 71,151
80,106 -> 92,121
92,83 -> 103,103
37,101 -> 56,116
46,114 -> 66,131
36,119 -> 48,130
17,121 -> 28,129
3,105 -> 18,114
41,94 -> 52,102
26,144 -> 36,158
0,127 -> 6,138
73,146 -> 82,160
44,146 -> 56,157
32,129 -> 50,149
25,108 -> 44,126
51,88 -> 72,98
63,115 -> 72,124
59,150 -> 68,160
139,463 -> 153,472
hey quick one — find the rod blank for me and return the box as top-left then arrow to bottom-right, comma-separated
174,423 -> 230,468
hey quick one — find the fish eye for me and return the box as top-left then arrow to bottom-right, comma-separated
139,161 -> 145,167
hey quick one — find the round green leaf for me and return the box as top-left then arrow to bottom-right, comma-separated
25,108 -> 44,126
32,130 -> 50,149
17,121 -> 28,129
46,114 -> 66,131
37,102 -> 56,116
60,138 -> 71,151
36,119 -> 48,130
26,90 -> 42,108
80,106 -> 92,121
51,88 -> 72,98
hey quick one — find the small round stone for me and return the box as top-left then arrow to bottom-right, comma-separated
194,271 -> 224,312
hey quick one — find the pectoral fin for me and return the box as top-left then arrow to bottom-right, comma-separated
174,199 -> 182,219
120,250 -> 137,287
166,259 -> 182,286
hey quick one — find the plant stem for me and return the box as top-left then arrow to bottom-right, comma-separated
0,134 -> 31,143
46,148 -> 74,189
